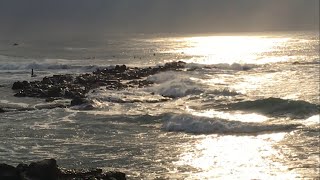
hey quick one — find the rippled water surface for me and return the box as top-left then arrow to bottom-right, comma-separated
0,31 -> 319,179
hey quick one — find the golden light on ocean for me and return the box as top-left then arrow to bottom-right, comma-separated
169,35 -> 291,64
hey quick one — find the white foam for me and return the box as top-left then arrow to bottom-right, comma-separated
0,100 -> 29,108
88,88 -> 169,103
146,72 -> 203,98
207,88 -> 240,96
60,111 -> 77,123
146,71 -> 179,84
303,115 -> 320,126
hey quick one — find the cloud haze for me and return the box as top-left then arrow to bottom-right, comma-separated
0,0 -> 318,38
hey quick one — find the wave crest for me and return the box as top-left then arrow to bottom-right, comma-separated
228,98 -> 319,118
163,114 -> 298,134
147,72 -> 203,98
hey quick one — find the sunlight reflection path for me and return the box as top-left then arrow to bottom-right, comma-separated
174,134 -> 298,179
167,35 -> 291,64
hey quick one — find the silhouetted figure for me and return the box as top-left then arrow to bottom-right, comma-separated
31,69 -> 37,77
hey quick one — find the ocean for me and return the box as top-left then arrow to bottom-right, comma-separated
0,31 -> 319,179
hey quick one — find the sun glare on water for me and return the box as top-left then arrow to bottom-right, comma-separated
171,35 -> 290,64
173,133 -> 297,179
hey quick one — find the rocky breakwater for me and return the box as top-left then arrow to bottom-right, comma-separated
0,158 -> 126,180
10,61 -> 186,107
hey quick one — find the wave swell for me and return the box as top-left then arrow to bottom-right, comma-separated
0,62 -> 98,71
146,72 -> 203,98
162,114 -> 298,134
227,97 -> 319,118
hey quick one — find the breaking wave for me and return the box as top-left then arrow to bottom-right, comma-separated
162,114 -> 298,134
146,72 -> 203,98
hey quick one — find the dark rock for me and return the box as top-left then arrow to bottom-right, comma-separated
12,61 -> 187,102
71,97 -> 89,106
16,163 -> 28,180
12,81 -> 24,90
16,163 -> 28,172
105,171 -> 126,180
26,159 -> 60,180
115,64 -> 126,72
35,103 -> 67,110
79,104 -> 95,110
42,77 -> 53,85
47,86 -> 63,97
60,168 -> 126,180
0,163 -> 20,180
0,108 -> 5,113
1,159 -> 127,180
65,90 -> 82,99
22,81 -> 30,87
14,90 -> 27,97
45,97 -> 59,102
76,76 -> 87,84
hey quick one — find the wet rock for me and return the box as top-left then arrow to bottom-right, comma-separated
65,89 -> 85,99
126,80 -> 153,88
35,103 -> 67,110
26,159 -> 60,180
22,81 -> 30,88
42,77 -> 53,85
0,108 -> 6,113
105,171 -> 126,180
12,81 -> 24,90
16,163 -> 28,172
45,97 -> 59,102
12,61 -> 187,102
115,64 -> 127,72
47,86 -> 63,97
14,90 -> 27,97
164,61 -> 186,70
71,97 -> 89,106
0,163 -> 19,180
1,159 -> 126,180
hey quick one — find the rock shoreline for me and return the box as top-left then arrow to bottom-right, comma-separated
12,61 -> 186,99
0,61 -> 187,113
0,158 -> 126,180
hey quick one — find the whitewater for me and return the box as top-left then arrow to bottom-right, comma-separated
0,31 -> 319,179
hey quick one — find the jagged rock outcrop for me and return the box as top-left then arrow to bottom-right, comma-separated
0,159 -> 126,180
11,61 -> 187,107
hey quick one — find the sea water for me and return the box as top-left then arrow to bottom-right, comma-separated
0,31 -> 319,179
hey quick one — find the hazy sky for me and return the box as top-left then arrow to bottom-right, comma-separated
0,0 -> 319,38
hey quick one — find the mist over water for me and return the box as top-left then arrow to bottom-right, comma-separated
0,31 -> 319,179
